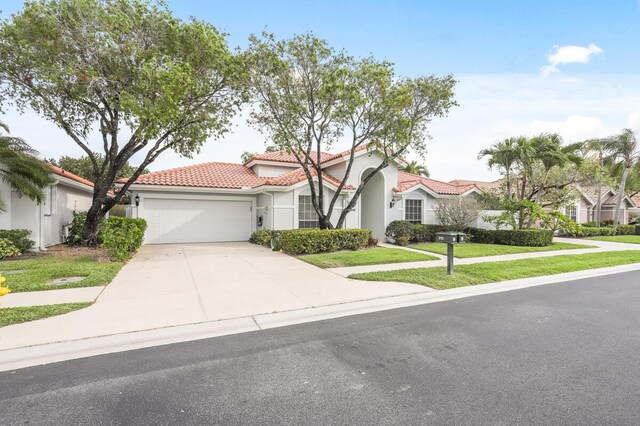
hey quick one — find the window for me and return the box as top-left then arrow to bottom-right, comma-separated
565,205 -> 577,222
405,199 -> 423,224
298,195 -> 319,228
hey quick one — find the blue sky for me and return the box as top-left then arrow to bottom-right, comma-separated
1,0 -> 640,180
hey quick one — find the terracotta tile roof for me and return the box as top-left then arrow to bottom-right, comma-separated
49,164 -> 95,189
578,185 -> 629,206
395,171 -> 477,195
448,179 -> 503,191
121,162 -> 265,189
632,194 -> 640,208
247,150 -> 335,164
265,168 -> 354,189
119,162 -> 354,190
247,145 -> 372,165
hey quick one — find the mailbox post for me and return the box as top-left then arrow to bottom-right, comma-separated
435,231 -> 467,275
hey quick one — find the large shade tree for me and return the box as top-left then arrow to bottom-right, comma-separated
0,0 -> 245,244
246,33 -> 457,229
48,154 -> 149,181
0,121 -> 53,210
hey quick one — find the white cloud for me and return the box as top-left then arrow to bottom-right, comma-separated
627,111 -> 640,130
529,115 -> 612,141
540,43 -> 603,77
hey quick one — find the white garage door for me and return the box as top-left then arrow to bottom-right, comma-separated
143,198 -> 252,244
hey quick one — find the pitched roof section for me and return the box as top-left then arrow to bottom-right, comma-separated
265,168 -> 354,189
448,179 -> 503,191
49,164 -> 95,189
122,162 -> 265,189
119,162 -> 353,190
247,150 -> 335,164
396,171 -> 478,195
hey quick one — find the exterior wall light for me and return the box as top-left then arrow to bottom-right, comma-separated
134,194 -> 140,207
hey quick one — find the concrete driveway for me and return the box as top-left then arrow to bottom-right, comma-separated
0,243 -> 428,350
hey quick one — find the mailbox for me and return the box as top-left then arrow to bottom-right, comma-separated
435,232 -> 466,244
435,231 -> 467,275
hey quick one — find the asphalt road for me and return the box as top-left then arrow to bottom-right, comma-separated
2,270 -> 640,425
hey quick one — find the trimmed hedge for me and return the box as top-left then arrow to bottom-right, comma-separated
249,229 -> 273,247
637,224 -> 640,236
385,221 -> 444,245
411,224 -> 445,243
0,229 -> 34,253
465,227 -> 554,247
279,229 -> 371,255
100,217 -> 147,261
616,224 -> 636,235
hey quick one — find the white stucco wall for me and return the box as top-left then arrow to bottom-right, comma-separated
0,180 -> 12,229
43,184 -> 93,246
11,191 -> 40,248
252,163 -> 299,177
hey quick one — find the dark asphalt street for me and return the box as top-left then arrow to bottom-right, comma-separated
2,270 -> 640,425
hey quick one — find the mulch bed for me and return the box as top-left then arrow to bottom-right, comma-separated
44,244 -> 111,262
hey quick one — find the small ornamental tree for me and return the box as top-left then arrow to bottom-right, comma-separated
246,33 -> 457,229
433,197 -> 482,232
0,0 -> 245,244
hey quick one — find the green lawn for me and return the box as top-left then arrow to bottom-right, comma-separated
411,241 -> 596,258
587,235 -> 640,244
0,302 -> 91,327
0,256 -> 123,293
349,251 -> 640,290
299,247 -> 439,268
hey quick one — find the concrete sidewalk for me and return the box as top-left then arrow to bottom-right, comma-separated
1,286 -> 104,308
329,237 -> 640,276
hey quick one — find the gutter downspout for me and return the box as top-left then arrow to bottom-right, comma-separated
38,201 -> 46,251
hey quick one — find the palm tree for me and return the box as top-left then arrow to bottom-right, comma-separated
478,137 -> 520,200
402,160 -> 429,177
603,128 -> 639,227
584,138 -> 608,227
0,121 -> 53,210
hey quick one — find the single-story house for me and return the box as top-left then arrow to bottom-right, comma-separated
118,147 -> 483,244
567,185 -> 637,224
0,165 -> 94,249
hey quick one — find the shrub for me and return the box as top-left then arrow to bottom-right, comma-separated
66,211 -> 88,246
616,224 -> 635,235
279,229 -> 371,255
434,196 -> 482,231
574,226 -> 616,237
385,220 -> 413,245
411,224 -> 443,243
464,227 -> 496,244
637,224 -> 640,236
0,238 -> 21,259
366,237 -> 379,248
100,217 -> 147,261
0,229 -> 34,253
249,229 -> 273,247
465,227 -> 553,247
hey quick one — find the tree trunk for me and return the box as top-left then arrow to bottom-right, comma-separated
506,170 -> 512,201
613,167 -> 630,227
595,182 -> 602,228
83,199 -> 106,246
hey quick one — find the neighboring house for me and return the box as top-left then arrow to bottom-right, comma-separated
567,185 -> 637,224
118,148 -> 483,244
0,165 -> 94,249
448,179 -> 504,193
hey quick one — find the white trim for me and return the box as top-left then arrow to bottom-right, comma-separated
53,175 -> 94,194
244,159 -> 301,169
358,166 -> 387,233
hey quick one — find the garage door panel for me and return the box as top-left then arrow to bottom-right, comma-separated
143,199 -> 252,244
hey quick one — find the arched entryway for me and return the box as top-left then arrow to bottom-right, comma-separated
360,168 -> 386,239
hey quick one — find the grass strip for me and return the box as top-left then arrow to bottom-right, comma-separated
411,242 -> 595,258
349,250 -> 640,289
586,235 -> 640,244
0,256 -> 123,293
0,302 -> 92,327
299,247 -> 439,268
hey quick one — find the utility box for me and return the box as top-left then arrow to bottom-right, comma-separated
435,231 -> 467,275
435,231 -> 466,244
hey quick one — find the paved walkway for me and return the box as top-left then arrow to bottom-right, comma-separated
329,237 -> 640,276
1,286 -> 104,308
0,243 -> 431,351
